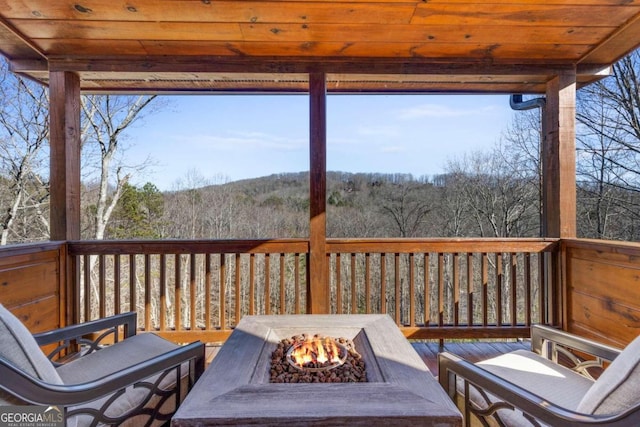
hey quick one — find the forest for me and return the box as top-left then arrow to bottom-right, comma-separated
1,52 -> 640,329
1,52 -> 640,244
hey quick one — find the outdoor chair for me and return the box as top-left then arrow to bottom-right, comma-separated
0,304 -> 205,427
438,324 -> 640,426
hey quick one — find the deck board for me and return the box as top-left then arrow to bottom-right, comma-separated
206,340 -> 530,377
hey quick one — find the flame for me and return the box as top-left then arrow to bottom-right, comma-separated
289,337 -> 342,367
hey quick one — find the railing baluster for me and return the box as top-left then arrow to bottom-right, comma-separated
190,253 -> 196,331
438,252 -> 444,327
365,252 -> 371,314
453,252 -> 459,327
350,254 -> 356,315
279,253 -> 285,314
496,253 -> 503,326
423,253 -> 429,326
205,253 -> 211,329
145,253 -> 151,331
394,253 -> 400,325
409,253 -> 415,327
99,254 -> 106,319
130,254 -> 136,316
220,254 -> 226,329
335,254 -> 342,314
236,253 -> 242,322
160,254 -> 166,332
249,253 -> 255,315
294,253 -> 300,314
525,252 -> 532,326
114,255 -> 121,315
466,253 -> 473,327
83,254 -> 90,321
174,254 -> 181,332
482,253 -> 488,327
538,253 -> 544,324
511,253 -> 517,326
380,253 -> 387,315
264,253 -> 270,315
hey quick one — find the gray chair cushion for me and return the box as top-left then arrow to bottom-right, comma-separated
57,333 -> 189,427
459,349 -> 594,427
477,349 -> 594,410
577,334 -> 640,416
0,304 -> 62,384
0,303 -> 63,405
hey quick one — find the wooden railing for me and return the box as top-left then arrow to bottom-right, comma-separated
327,239 -> 560,339
68,238 -> 560,342
68,240 -> 309,342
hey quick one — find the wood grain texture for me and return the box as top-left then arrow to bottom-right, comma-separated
0,243 -> 65,343
564,239 -> 640,347
308,72 -> 327,314
1,0 -> 639,92
49,71 -> 81,241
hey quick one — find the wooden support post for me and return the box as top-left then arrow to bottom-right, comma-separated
308,72 -> 328,314
542,70 -> 577,238
49,71 -> 81,325
542,70 -> 576,330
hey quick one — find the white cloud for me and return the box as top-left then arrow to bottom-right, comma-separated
380,145 -> 405,153
168,130 -> 305,152
355,125 -> 401,138
397,103 -> 499,120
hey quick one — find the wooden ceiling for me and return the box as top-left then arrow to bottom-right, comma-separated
0,0 -> 639,93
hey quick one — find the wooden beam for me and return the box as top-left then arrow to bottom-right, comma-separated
49,71 -> 81,240
308,71 -> 328,314
48,56 -> 575,76
542,70 -> 576,238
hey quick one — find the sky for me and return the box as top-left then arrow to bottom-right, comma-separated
124,94 -> 516,191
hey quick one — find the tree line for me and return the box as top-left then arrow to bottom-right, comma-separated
2,51 -> 640,244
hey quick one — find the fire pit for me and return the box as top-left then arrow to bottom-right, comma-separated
271,334 -> 365,383
172,315 -> 462,426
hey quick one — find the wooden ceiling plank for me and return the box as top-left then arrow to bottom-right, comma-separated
140,40 -> 593,60
426,0 -> 639,4
13,20 -> 613,45
1,1 -> 418,24
237,23 -> 611,44
10,20 -> 245,41
412,4 -> 640,27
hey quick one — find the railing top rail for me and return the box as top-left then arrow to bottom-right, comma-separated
67,239 -> 310,256
66,237 -> 561,256
327,238 -> 560,254
0,241 -> 66,257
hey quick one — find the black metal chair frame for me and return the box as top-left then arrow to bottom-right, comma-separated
0,312 -> 205,426
438,325 -> 640,426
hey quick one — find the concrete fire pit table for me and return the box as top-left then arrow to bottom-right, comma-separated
171,314 -> 462,426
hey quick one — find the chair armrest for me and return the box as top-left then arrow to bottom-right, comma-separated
33,312 -> 137,346
33,312 -> 137,361
438,351 -> 640,426
531,325 -> 622,362
0,340 -> 204,406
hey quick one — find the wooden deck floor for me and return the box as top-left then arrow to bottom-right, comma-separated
205,340 -> 531,377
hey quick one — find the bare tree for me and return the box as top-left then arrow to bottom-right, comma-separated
81,95 -> 159,240
377,180 -> 432,238
445,145 -> 539,238
0,60 -> 49,244
576,50 -> 640,239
